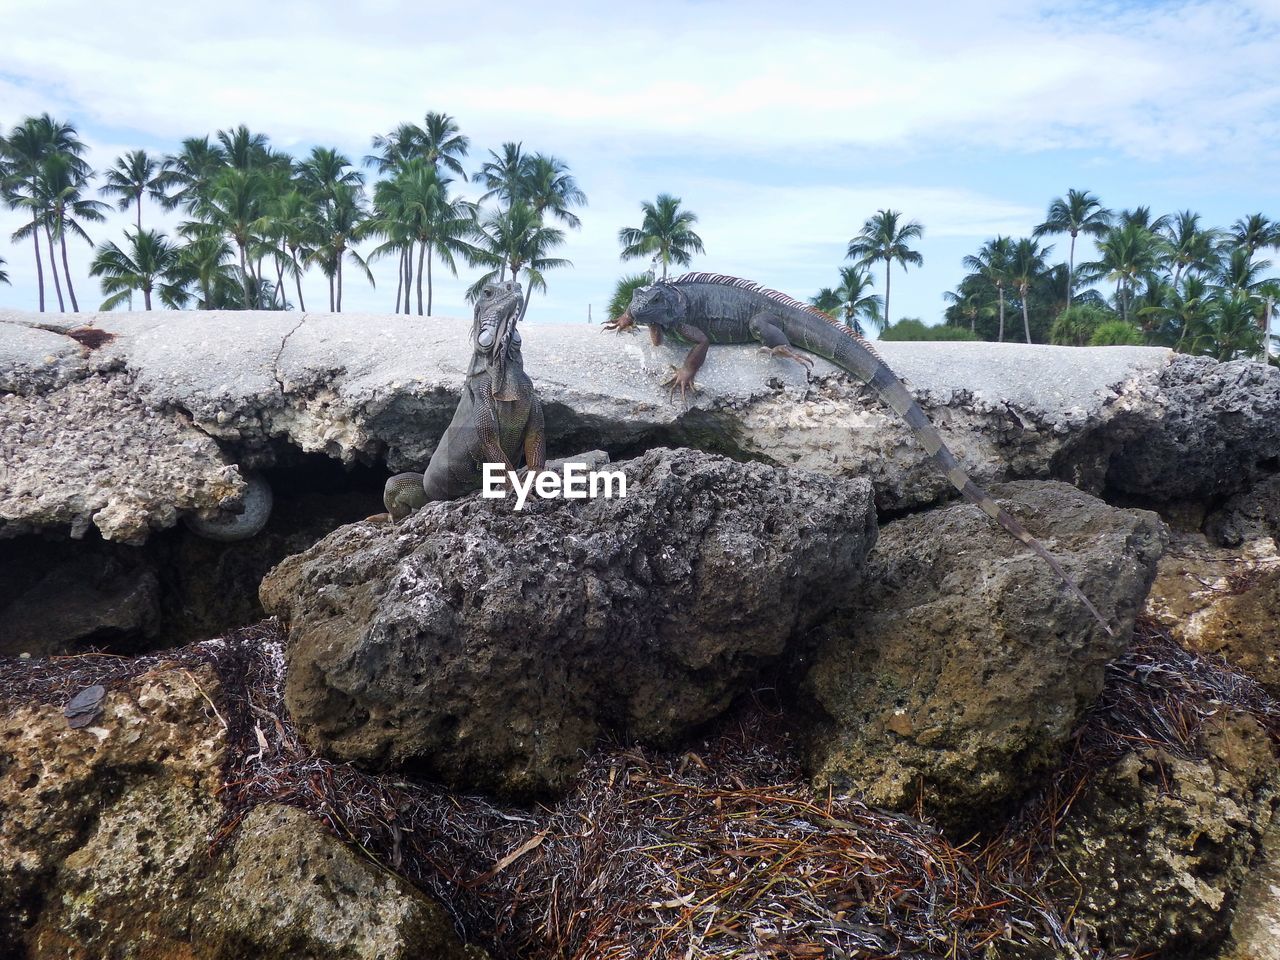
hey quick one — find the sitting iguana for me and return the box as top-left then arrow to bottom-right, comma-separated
605,271 -> 1111,634
419,279 -> 545,504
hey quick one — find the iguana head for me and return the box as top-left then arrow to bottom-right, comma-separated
472,280 -> 524,401
620,281 -> 687,330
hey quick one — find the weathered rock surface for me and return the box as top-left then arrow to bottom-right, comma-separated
1220,816 -> 1280,960
1207,473 -> 1280,547
0,662 -> 482,960
1146,532 -> 1280,692
3,309 -> 1277,542
0,372 -> 247,543
1050,713 -> 1278,957
262,447 -> 878,796
802,481 -> 1166,827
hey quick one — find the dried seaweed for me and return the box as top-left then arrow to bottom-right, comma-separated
3,615 -> 1274,960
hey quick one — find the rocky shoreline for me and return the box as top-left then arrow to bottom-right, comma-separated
2,310 -> 1279,959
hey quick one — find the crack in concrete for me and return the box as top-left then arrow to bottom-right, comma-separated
272,314 -> 308,398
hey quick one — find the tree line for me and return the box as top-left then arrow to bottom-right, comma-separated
805,196 -> 1279,362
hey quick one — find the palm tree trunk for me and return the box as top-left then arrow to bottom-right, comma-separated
394,248 -> 403,313
403,246 -> 412,315
1067,233 -> 1077,307
1022,286 -> 1032,344
31,222 -> 46,312
239,243 -> 251,308
1116,278 -> 1124,322
45,226 -> 66,312
135,192 -> 143,233
143,285 -> 152,311
883,260 -> 891,328
997,287 -> 1005,342
274,252 -> 286,309
337,254 -> 344,312
426,247 -> 434,315
416,241 -> 425,316
292,250 -> 306,311
58,230 -> 80,313
328,273 -> 335,311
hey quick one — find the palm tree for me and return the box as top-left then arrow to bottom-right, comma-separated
308,182 -> 373,311
297,147 -> 363,205
1115,206 -> 1171,233
1007,238 -> 1053,344
1229,214 -> 1280,259
417,111 -> 470,178
808,287 -> 841,317
2,114 -> 89,311
469,202 -> 570,308
90,228 -> 186,310
271,188 -> 316,311
846,209 -> 923,328
174,228 -> 237,309
962,236 -> 1014,342
197,167 -> 269,306
371,161 -> 476,315
609,274 -> 652,321
942,285 -> 996,335
1215,246 -> 1271,297
832,264 -> 884,333
365,123 -> 422,174
160,136 -> 227,213
473,142 -> 527,205
0,255 -> 8,286
618,194 -> 705,279
1139,274 -> 1212,350
39,153 -> 108,313
217,125 -> 271,171
1032,189 -> 1111,306
1159,211 -> 1220,287
99,150 -> 170,231
521,153 -> 587,229
1086,223 -> 1162,323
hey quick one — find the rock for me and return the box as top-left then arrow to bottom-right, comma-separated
262,447 -> 878,796
0,373 -> 247,543
1206,473 -> 1280,547
0,538 -> 161,656
0,661 -> 483,960
1049,713 -> 1278,956
802,481 -> 1166,828
3,310 -> 1277,544
1145,532 -> 1280,692
0,320 -> 86,395
1220,816 -> 1280,960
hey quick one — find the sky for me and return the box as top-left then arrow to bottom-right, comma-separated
1,0 -> 1278,331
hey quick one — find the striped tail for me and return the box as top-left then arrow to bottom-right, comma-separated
857,359 -> 1113,636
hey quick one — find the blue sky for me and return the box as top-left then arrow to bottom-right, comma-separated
2,0 -> 1278,331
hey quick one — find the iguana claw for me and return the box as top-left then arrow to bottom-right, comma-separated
661,365 -> 699,404
768,345 -> 815,371
601,311 -> 636,334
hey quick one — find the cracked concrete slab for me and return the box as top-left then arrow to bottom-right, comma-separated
1,308 -> 1278,541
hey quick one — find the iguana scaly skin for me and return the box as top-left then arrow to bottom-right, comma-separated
606,272 -> 1112,634
383,472 -> 428,520
420,280 -> 546,502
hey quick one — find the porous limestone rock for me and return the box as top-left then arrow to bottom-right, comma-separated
0,662 -> 482,960
802,481 -> 1166,828
1050,714 -> 1278,957
3,309 -> 1278,543
1146,532 -> 1280,692
1206,473 -> 1280,547
262,447 -> 878,797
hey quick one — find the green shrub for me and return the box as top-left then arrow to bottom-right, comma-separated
606,274 -> 652,322
1089,320 -> 1146,346
879,318 -> 978,341
1050,304 -> 1114,346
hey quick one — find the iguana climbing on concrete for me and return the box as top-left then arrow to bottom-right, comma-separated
419,279 -> 546,502
605,272 -> 1112,634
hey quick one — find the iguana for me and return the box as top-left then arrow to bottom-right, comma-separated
605,272 -> 1112,634
419,279 -> 546,503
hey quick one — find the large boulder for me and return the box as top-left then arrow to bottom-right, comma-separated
262,447 -> 878,796
1206,473 -> 1280,547
1049,713 -> 1278,957
802,481 -> 1166,827
0,659 -> 483,960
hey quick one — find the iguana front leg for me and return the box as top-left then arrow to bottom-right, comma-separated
662,323 -> 710,402
523,399 -> 547,473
